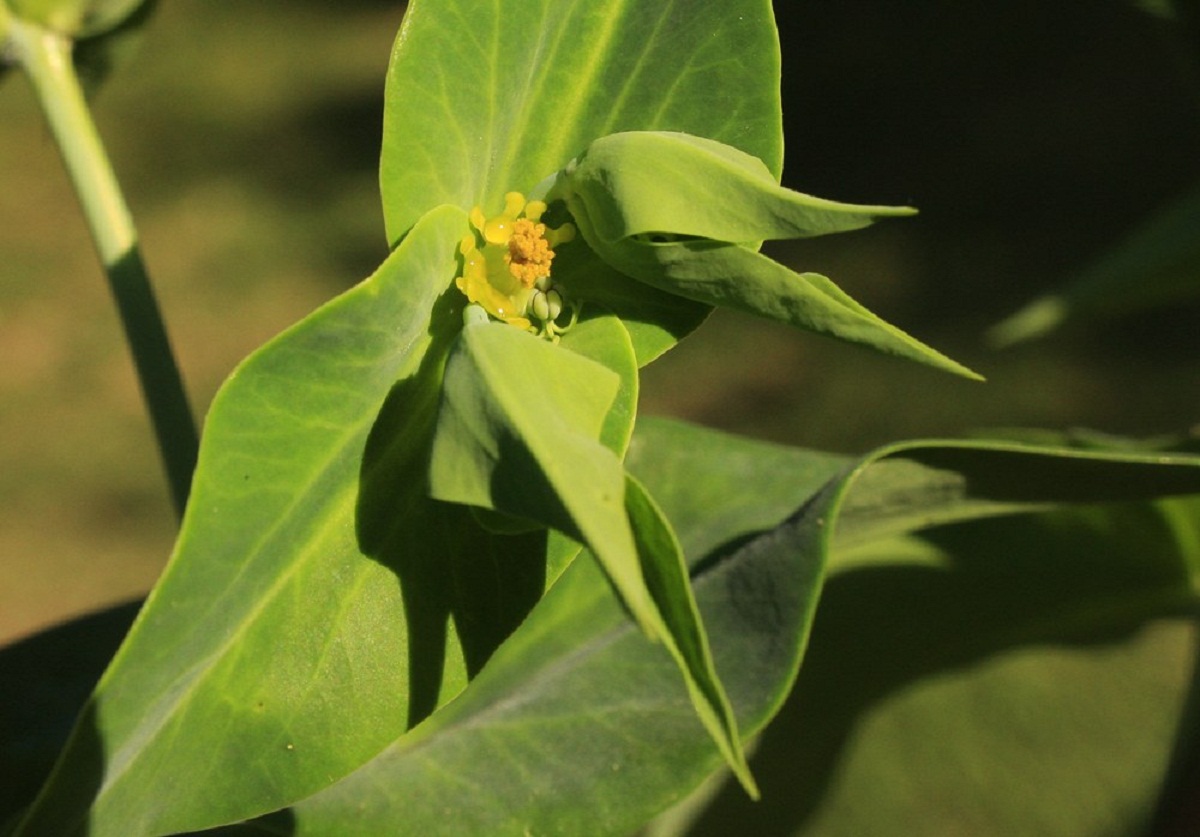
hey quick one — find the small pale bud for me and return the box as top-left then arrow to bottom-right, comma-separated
530,290 -> 551,322
545,289 -> 564,322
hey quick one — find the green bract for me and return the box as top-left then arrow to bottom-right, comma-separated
427,314 -> 758,794
550,130 -> 981,379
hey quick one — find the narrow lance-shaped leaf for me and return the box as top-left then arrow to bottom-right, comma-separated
555,131 -> 915,245
553,131 -> 980,380
427,317 -> 756,794
989,182 -> 1200,346
428,320 -> 648,624
624,473 -> 757,796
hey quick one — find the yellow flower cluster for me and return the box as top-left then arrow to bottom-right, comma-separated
456,192 -> 575,334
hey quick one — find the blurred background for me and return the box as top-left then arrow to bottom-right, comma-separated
2,0 -> 1198,643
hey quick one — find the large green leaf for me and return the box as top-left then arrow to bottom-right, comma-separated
381,0 -> 781,242
669,500 -> 1200,836
12,207 -> 555,835
275,422 -> 841,836
379,0 -> 781,364
196,418 -> 1200,835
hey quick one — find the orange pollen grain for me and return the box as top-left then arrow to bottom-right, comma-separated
505,218 -> 554,287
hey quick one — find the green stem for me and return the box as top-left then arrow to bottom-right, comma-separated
10,19 -> 198,519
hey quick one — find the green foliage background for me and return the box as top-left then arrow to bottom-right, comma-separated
2,0 -> 1194,642
2,2 -> 1199,825
2,0 -> 1199,833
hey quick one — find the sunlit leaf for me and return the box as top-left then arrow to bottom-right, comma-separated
12,206 -> 557,835
555,131 -> 978,379
559,131 -> 914,245
380,0 -> 781,364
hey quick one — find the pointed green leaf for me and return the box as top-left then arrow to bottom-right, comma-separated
590,229 -> 981,379
549,131 -> 975,378
560,131 -> 915,245
625,473 -> 756,797
428,321 -> 755,789
429,316 -> 657,627
990,183 -> 1200,345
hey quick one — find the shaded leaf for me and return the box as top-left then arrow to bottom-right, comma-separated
674,499 -> 1200,836
990,182 -> 1200,345
427,317 -> 754,789
428,317 -> 634,608
285,426 -> 833,836
0,601 -> 140,828
625,473 -> 756,796
268,419 -> 1200,835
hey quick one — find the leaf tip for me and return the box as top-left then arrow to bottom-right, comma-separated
731,759 -> 761,801
987,295 -> 1068,348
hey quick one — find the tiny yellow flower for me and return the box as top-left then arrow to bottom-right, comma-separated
455,191 -> 576,335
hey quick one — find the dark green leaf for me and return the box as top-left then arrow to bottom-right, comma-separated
0,601 -> 139,828
675,500 -> 1200,836
990,183 -> 1200,345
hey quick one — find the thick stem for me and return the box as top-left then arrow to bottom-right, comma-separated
10,19 -> 198,518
